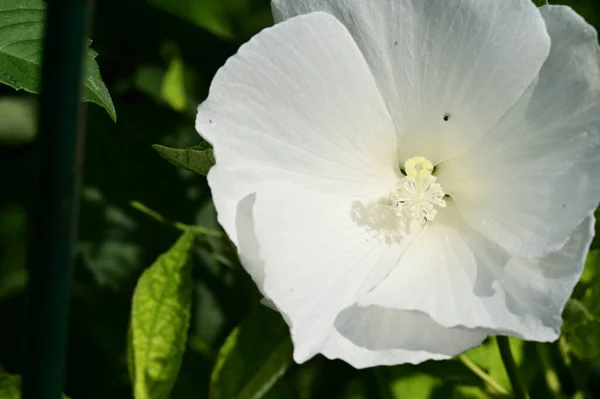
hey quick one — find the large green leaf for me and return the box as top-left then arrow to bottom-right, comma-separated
130,229 -> 195,399
210,305 -> 293,399
0,0 -> 116,121
153,142 -> 215,176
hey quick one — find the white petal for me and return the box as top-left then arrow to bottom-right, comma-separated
253,182 -> 413,363
198,13 -> 399,239
271,0 -> 550,163
360,203 -> 594,342
322,306 -> 486,368
438,5 -> 600,258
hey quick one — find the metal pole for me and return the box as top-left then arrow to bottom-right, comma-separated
22,0 -> 93,397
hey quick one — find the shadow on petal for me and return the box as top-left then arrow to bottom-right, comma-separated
350,197 -> 407,245
334,304 -> 486,355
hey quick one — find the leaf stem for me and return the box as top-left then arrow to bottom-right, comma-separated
458,354 -> 509,396
496,336 -> 529,399
536,343 -> 563,399
130,200 -> 223,237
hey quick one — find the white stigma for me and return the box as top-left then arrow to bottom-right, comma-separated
393,156 -> 446,236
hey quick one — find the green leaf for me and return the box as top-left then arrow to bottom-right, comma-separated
0,373 -> 21,399
145,0 -> 273,42
152,143 -> 215,176
375,367 -> 488,399
562,299 -> 600,360
562,250 -> 600,360
130,229 -> 195,399
0,373 -> 69,399
161,56 -> 187,112
147,0 -> 234,40
0,0 -> 116,121
210,305 -> 293,399
462,337 -> 537,391
533,0 -> 548,6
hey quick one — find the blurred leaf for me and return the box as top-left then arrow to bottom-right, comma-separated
562,299 -> 600,360
130,230 -> 195,399
377,366 -> 489,399
210,305 -> 293,399
134,66 -> 165,103
146,0 -> 234,40
0,0 -> 116,121
0,269 -> 27,301
533,0 -> 549,5
452,386 -> 489,399
153,143 -> 215,176
145,0 -> 273,41
0,373 -> 20,399
0,204 -> 28,300
377,368 -> 441,399
0,373 -> 69,398
580,249 -> 599,285
342,378 -> 368,399
562,249 -> 600,360
127,327 -> 136,386
161,56 -> 187,112
0,97 -> 36,145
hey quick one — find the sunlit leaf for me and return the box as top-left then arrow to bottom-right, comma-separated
130,230 -> 195,399
152,142 -> 215,176
161,56 -> 187,112
0,373 -> 69,399
210,305 -> 293,399
0,374 -> 20,399
0,0 -> 116,121
376,366 -> 488,399
462,338 -> 536,391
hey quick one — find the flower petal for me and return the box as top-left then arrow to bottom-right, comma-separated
253,182 -> 413,363
198,12 -> 399,242
360,202 -> 594,342
322,306 -> 486,368
271,0 -> 550,163
438,5 -> 600,258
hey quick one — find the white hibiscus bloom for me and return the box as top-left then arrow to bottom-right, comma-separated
196,0 -> 600,368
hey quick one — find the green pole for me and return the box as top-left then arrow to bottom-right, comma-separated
22,0 -> 93,398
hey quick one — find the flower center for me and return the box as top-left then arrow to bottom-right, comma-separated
393,156 -> 446,235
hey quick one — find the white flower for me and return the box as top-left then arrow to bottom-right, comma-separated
196,0 -> 600,368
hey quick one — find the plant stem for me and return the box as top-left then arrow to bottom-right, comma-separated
536,343 -> 563,399
496,336 -> 529,399
458,354 -> 509,396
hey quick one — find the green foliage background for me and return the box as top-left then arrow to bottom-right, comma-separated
0,0 -> 599,398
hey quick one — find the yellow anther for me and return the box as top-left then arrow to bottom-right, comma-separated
417,169 -> 431,180
421,159 -> 433,171
404,156 -> 434,179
